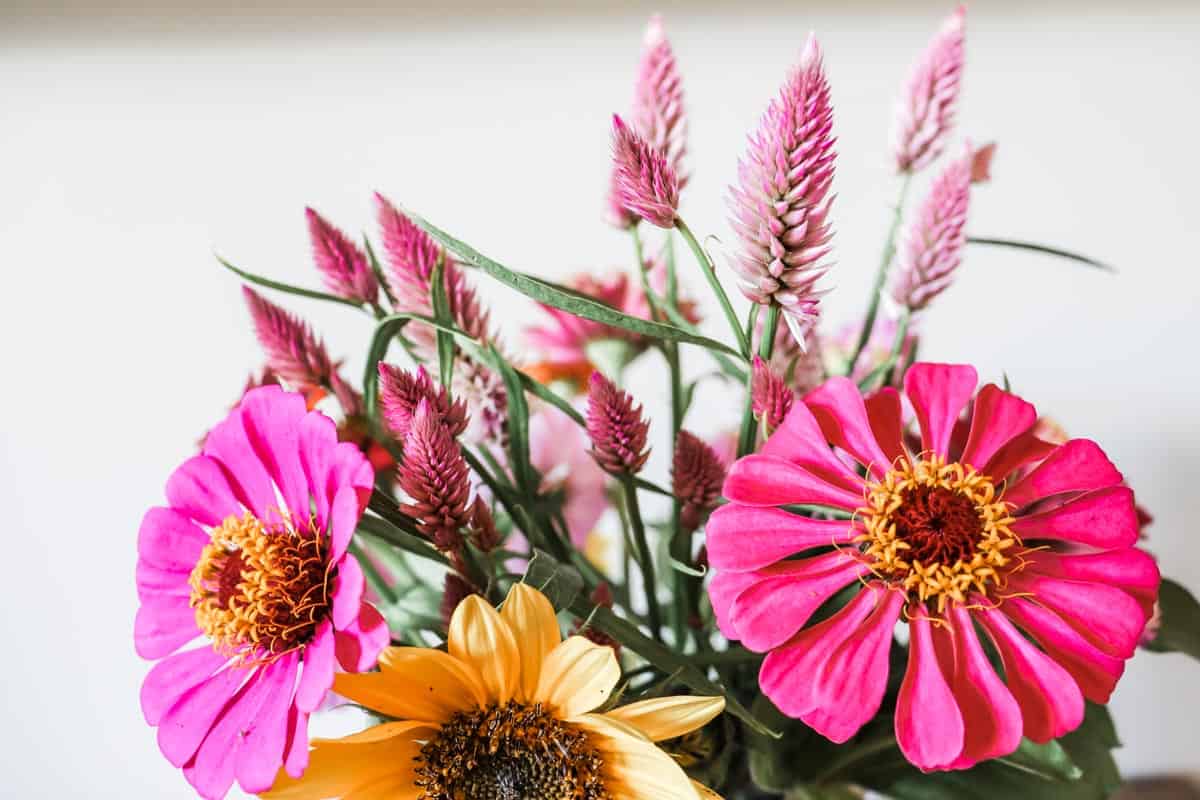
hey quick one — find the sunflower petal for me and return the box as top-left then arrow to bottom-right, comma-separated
574,713 -> 698,800
533,636 -> 620,717
604,695 -> 725,742
447,594 -> 520,705
261,724 -> 427,799
334,648 -> 486,722
500,582 -> 562,701
692,779 -> 725,799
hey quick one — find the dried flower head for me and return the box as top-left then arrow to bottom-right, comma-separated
751,355 -> 795,435
609,114 -> 680,229
305,207 -> 378,305
673,430 -> 727,531
378,362 -> 469,441
398,399 -> 473,553
891,5 -> 967,173
242,285 -> 334,389
727,34 -> 836,343
585,371 -> 650,475
890,147 -> 972,312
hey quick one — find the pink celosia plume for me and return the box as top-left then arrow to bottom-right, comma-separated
242,286 -> 334,389
891,5 -> 967,173
672,430 -> 726,531
585,371 -> 651,475
889,148 -> 972,311
609,114 -> 680,229
727,34 -> 836,342
378,363 -> 469,442
305,207 -> 378,305
632,15 -> 688,187
751,355 -> 795,435
397,399 -> 474,553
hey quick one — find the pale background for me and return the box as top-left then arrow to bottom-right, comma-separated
2,0 -> 1198,796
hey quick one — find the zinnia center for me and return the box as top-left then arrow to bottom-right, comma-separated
189,511 -> 331,661
857,456 -> 1019,611
414,702 -> 610,800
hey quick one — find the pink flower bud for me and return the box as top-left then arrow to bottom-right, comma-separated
585,371 -> 651,475
242,286 -> 334,389
751,355 -> 795,435
609,114 -> 680,229
378,363 -> 469,442
398,399 -> 473,553
305,207 -> 378,305
673,430 -> 726,531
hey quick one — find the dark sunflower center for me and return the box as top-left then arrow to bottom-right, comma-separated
415,703 -> 610,800
891,485 -> 984,566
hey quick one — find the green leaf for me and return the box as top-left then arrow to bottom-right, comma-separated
996,739 -> 1082,782
566,597 -> 777,738
363,236 -> 397,307
401,207 -> 744,358
1144,578 -> 1200,660
521,550 -> 584,611
785,786 -> 863,800
480,345 -> 535,498
429,259 -> 456,390
357,513 -> 449,567
967,237 -> 1115,272
216,254 -> 365,309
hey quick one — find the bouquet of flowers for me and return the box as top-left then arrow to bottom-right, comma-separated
134,8 -> 1200,799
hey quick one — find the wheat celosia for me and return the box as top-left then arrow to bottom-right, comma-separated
891,5 -> 967,174
673,430 -> 727,531
727,34 -> 836,342
751,355 -> 795,435
398,399 -> 473,553
377,362 -> 468,441
890,148 -> 972,311
609,114 -> 680,229
586,371 -> 650,475
633,14 -> 688,187
242,286 -> 334,389
304,207 -> 378,305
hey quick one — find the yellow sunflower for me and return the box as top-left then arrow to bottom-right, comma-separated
263,583 -> 726,800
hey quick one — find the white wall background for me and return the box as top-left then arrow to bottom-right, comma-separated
2,1 -> 1198,796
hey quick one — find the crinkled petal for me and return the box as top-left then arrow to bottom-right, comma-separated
960,384 -> 1036,471
1011,486 -> 1138,549
903,363 -> 977,461
805,377 -> 896,478
895,606 -> 964,770
706,505 -> 858,573
165,455 -> 242,528
1004,439 -> 1124,510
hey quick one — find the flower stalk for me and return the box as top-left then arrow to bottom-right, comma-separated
676,216 -> 751,357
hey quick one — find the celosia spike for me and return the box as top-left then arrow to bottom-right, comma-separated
751,355 -> 796,435
891,5 -> 967,173
329,371 -> 365,418
673,430 -> 727,531
727,33 -> 836,342
241,286 -> 333,389
889,147 -> 972,312
585,371 -> 651,475
609,114 -> 680,229
378,363 -> 469,441
632,14 -> 688,187
305,207 -> 378,305
467,496 -> 500,553
398,399 -> 473,553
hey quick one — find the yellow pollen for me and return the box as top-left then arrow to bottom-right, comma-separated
855,455 -> 1020,614
189,511 -> 331,664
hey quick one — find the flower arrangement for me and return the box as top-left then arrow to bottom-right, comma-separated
135,8 -> 1200,800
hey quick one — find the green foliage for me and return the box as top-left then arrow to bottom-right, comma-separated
1144,578 -> 1200,661
216,255 -> 364,309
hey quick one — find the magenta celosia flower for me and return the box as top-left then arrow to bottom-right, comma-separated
243,286 -> 334,389
727,34 -> 836,342
890,149 -> 972,311
586,371 -> 651,475
633,14 -> 688,187
397,399 -> 474,553
751,355 -> 795,435
609,114 -> 680,229
707,363 -> 1158,770
305,207 -> 378,305
891,5 -> 967,173
673,430 -> 727,531
529,403 -> 608,546
135,386 -> 387,799
377,362 -> 468,441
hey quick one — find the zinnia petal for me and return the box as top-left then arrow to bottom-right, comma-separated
1003,438 -> 1124,509
1011,486 -> 1138,549
903,363 -> 977,460
942,604 -> 1022,769
723,455 -> 863,510
959,383 -> 1036,470
805,376 -> 896,478
895,606 -> 964,770
706,505 -> 858,573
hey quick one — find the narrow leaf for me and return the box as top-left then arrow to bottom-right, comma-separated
216,255 -> 365,309
429,259 -> 456,390
967,236 -> 1115,272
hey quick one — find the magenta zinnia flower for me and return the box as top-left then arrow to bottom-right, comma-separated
305,207 -> 378,306
609,114 -> 680,229
727,34 -> 836,342
135,386 -> 388,799
891,5 -> 967,173
707,363 -> 1158,770
890,148 -> 972,312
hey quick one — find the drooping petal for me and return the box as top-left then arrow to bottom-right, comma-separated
942,604 -> 1022,769
604,695 -> 725,742
534,636 -> 621,718
760,401 -> 866,493
705,505 -> 858,572
805,377 -> 896,478
959,384 -> 1036,471
723,455 -> 863,510
1003,439 -> 1124,509
903,363 -> 977,460
895,606 -> 964,770
1001,598 -> 1125,704
165,455 -> 243,528
447,595 -> 520,705
1011,486 -> 1138,549
1006,572 -> 1147,659
500,582 -> 563,701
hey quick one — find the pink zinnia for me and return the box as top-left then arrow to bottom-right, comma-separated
135,386 -> 387,798
305,207 -> 378,306
609,114 -> 680,229
890,149 -> 972,311
727,34 -> 836,342
891,5 -> 967,173
707,363 -> 1158,770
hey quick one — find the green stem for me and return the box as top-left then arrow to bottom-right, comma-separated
348,540 -> 398,606
621,475 -> 664,641
630,225 -> 661,320
882,306 -> 912,387
665,340 -> 688,644
846,175 -> 913,376
737,303 -> 777,457
675,217 -> 751,357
